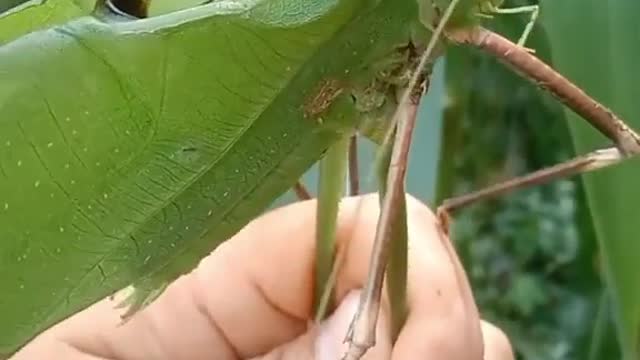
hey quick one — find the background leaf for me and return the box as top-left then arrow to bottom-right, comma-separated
542,1 -> 640,358
0,0 -> 95,44
437,0 -> 621,358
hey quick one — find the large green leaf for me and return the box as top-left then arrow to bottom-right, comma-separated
542,1 -> 640,358
0,0 -> 423,355
0,0 -> 95,44
148,0 -> 204,16
0,0 -> 28,13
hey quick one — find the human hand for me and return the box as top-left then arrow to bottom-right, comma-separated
10,194 -> 514,360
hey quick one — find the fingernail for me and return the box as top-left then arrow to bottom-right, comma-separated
314,290 -> 361,360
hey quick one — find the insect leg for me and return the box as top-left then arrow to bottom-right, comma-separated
448,26 -> 640,156
349,135 -> 360,196
438,146 -> 628,218
375,123 -> 409,343
293,181 -> 312,200
343,90 -> 419,360
340,1 -> 463,358
491,4 -> 540,48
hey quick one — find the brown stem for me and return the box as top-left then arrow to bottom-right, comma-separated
349,135 -> 360,196
293,181 -> 312,201
343,96 -> 419,360
447,26 -> 640,156
440,147 -> 623,214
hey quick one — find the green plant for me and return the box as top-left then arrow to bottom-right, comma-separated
1,1 -> 638,359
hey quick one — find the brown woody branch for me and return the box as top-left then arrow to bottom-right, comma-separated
447,26 -> 640,156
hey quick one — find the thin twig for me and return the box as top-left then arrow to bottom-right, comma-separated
314,0 -> 460,354
342,93 -> 420,360
336,2 -> 461,358
349,135 -> 360,196
293,181 -> 312,200
376,125 -> 409,343
440,147 -> 624,214
447,26 -> 640,155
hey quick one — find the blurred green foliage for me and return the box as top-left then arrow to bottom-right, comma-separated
0,0 -> 24,12
542,1 -> 640,357
437,1 -> 621,358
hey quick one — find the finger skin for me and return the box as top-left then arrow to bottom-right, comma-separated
481,321 -> 515,360
10,194 -> 511,360
391,196 -> 484,359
